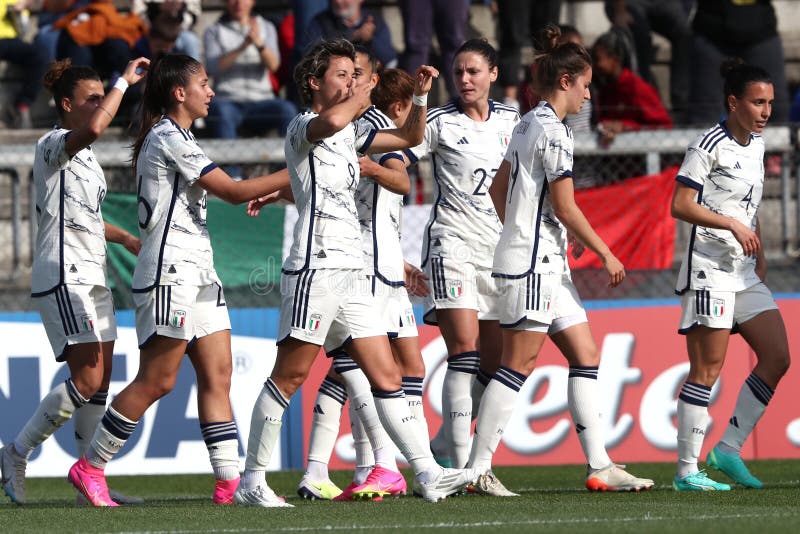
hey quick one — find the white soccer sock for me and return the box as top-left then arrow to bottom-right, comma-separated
340,367 -> 398,472
373,390 -> 437,476
403,376 -> 430,446
567,367 -> 612,470
201,421 -> 240,481
720,372 -> 774,452
676,381 -> 712,478
306,376 -> 347,475
86,406 -> 138,469
242,379 -> 288,488
73,391 -> 108,457
350,402 -> 374,484
470,369 -> 491,419
441,351 -> 479,468
15,379 -> 88,458
468,367 -> 523,474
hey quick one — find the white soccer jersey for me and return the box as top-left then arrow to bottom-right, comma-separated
282,111 -> 378,273
356,106 -> 405,284
408,99 -> 519,269
493,102 -> 573,279
675,122 -> 764,293
132,117 -> 220,292
32,128 -> 109,295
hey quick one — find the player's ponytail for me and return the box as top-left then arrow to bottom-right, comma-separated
532,23 -> 591,98
720,58 -> 772,112
43,59 -> 101,119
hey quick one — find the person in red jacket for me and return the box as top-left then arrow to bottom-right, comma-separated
592,28 -> 672,146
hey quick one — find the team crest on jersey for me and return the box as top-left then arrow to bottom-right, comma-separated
81,314 -> 94,332
447,280 -> 463,298
498,134 -> 510,148
712,299 -> 725,318
307,313 -> 322,332
170,310 -> 186,328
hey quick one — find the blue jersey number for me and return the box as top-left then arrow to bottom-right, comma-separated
472,167 -> 497,196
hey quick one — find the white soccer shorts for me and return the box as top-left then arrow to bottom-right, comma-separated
678,282 -> 778,334
34,284 -> 117,361
498,273 -> 588,334
423,255 -> 501,324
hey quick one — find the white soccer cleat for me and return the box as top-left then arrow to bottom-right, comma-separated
472,471 -> 519,497
1,445 -> 28,504
234,482 -> 294,508
585,463 -> 654,492
415,467 -> 477,503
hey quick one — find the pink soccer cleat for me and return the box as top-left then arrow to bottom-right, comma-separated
213,477 -> 240,504
68,457 -> 118,507
351,466 -> 407,500
332,481 -> 359,502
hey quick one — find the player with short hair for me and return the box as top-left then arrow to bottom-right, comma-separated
0,57 -> 147,506
671,59 -> 790,491
468,24 -> 654,493
405,38 -> 518,484
235,38 -> 476,507
66,53 -> 291,507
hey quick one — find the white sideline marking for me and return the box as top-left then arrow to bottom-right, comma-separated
112,511 -> 800,534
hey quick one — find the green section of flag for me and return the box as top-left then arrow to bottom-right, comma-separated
102,193 -> 285,308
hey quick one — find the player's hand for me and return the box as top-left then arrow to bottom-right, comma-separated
601,252 -> 625,288
247,191 -> 281,216
358,156 -> 381,177
123,235 -> 141,256
730,220 -> 760,257
121,57 -> 150,86
404,261 -> 430,297
569,233 -> 585,259
413,65 -> 439,96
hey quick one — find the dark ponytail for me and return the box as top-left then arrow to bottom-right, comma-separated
532,23 -> 592,97
43,59 -> 101,119
720,58 -> 772,112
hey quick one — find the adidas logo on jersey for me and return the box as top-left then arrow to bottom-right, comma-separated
456,137 -> 469,145
317,250 -> 327,259
734,161 -> 742,169
575,423 -> 586,434
69,264 -> 78,273
168,265 -> 177,274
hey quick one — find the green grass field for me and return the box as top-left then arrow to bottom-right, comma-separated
3,461 -> 799,533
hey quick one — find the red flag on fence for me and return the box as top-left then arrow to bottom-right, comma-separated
569,166 -> 678,270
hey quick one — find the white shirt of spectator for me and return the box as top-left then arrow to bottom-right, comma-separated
675,122 -> 764,293
493,102 -> 573,279
356,106 -> 405,285
32,128 -> 109,295
133,117 -> 220,292
408,99 -> 519,269
282,111 -> 377,273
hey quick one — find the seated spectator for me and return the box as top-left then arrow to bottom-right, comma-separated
592,28 -> 673,146
0,0 -> 48,128
53,0 -> 143,81
133,0 -> 201,60
304,0 -> 396,69
604,0 -> 690,123
203,0 -> 297,174
690,0 -> 789,123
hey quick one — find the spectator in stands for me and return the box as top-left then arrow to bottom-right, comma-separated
399,0 -> 468,100
689,0 -> 790,123
54,0 -> 143,81
790,86 -> 800,123
203,0 -> 297,176
496,0 -> 562,111
0,0 -> 47,128
305,0 -> 397,69
604,0 -> 690,123
591,28 -> 672,147
133,0 -> 202,60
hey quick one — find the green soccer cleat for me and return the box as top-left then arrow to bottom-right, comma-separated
707,445 -> 763,489
673,470 -> 731,491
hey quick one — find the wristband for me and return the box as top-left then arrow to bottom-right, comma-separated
412,93 -> 427,107
113,77 -> 129,94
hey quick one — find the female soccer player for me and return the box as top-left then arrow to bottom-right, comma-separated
672,60 -> 789,491
66,53 -> 291,507
0,58 -> 146,505
406,39 -> 520,474
468,24 -> 654,493
235,38 -> 475,507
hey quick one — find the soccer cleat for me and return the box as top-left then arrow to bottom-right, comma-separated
707,445 -> 763,489
332,481 -> 359,502
297,475 -> 343,500
673,470 -> 731,491
76,488 -> 145,506
67,457 -> 119,507
414,467 -> 477,503
1,445 -> 27,504
234,482 -> 293,508
213,477 -> 240,504
585,464 -> 654,492
351,466 -> 407,500
472,471 -> 519,497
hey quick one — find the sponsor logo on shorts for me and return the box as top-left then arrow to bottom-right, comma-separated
447,280 -> 462,299
81,314 -> 94,332
307,313 -> 322,332
404,308 -> 416,326
170,310 -> 186,328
